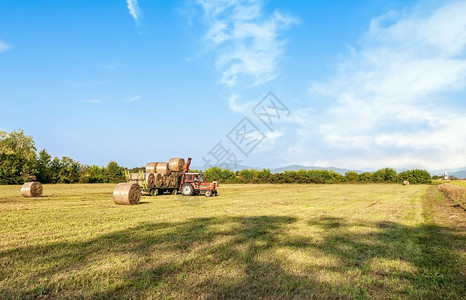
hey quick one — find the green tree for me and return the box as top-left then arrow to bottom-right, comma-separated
358,172 -> 372,183
372,168 -> 398,183
105,161 -> 124,183
345,171 -> 358,183
258,169 -> 272,183
239,169 -> 254,183
204,167 -> 223,182
58,157 -> 80,183
398,169 -> 432,184
0,130 -> 37,184
36,149 -> 52,183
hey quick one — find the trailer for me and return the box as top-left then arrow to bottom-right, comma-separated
125,157 -> 217,197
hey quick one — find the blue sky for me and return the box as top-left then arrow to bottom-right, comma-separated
1,0 -> 465,170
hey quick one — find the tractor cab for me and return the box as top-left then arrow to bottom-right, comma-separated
184,173 -> 204,184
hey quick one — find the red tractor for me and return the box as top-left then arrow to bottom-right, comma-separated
179,158 -> 218,197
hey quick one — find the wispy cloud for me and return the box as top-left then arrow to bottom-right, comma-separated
0,40 -> 11,53
291,1 -> 466,170
228,94 -> 254,112
197,0 -> 297,86
126,0 -> 142,25
84,99 -> 103,104
127,95 -> 141,103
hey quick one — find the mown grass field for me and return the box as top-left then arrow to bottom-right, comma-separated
0,183 -> 465,299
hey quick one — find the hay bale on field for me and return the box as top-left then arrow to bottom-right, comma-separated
145,162 -> 159,174
146,173 -> 157,188
113,183 -> 141,205
21,181 -> 43,197
403,180 -> 410,186
156,162 -> 169,175
168,158 -> 185,172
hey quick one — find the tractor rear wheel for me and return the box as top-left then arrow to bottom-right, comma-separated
181,183 -> 194,196
205,190 -> 213,197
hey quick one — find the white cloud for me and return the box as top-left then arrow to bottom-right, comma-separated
0,40 -> 11,53
198,0 -> 296,86
255,130 -> 284,153
291,1 -> 466,170
126,0 -> 142,25
127,95 -> 141,103
228,94 -> 255,112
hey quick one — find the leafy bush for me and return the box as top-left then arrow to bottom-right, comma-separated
398,169 -> 432,184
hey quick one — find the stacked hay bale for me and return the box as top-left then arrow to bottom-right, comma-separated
145,162 -> 158,173
129,173 -> 144,187
144,158 -> 185,188
146,173 -> 157,188
168,158 -> 185,188
21,181 -> 43,197
113,183 -> 141,205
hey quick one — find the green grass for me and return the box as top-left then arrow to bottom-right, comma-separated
433,179 -> 466,187
0,184 -> 464,299
449,180 -> 466,187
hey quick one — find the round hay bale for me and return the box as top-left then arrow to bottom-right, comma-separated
403,180 -> 410,186
155,173 -> 163,187
168,173 -> 179,187
113,183 -> 141,205
130,173 -> 143,186
168,158 -> 185,172
156,162 -> 169,175
161,174 -> 171,187
146,162 -> 159,174
146,173 -> 156,188
130,173 -> 141,181
21,181 -> 43,197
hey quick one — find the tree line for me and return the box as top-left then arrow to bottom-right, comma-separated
1,130 -> 432,185
0,130 -> 131,184
203,167 -> 432,184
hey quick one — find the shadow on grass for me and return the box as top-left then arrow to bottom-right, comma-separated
1,201 -> 464,299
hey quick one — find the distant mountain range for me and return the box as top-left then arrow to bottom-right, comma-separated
430,168 -> 466,179
269,165 -> 360,175
191,164 -> 466,178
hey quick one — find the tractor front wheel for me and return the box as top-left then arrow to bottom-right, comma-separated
181,183 -> 194,196
205,190 -> 213,197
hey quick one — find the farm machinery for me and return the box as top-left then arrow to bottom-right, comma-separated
125,157 -> 217,197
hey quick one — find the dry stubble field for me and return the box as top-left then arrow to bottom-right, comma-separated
0,183 -> 465,299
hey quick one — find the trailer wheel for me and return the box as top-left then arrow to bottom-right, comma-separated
205,190 -> 213,197
181,183 -> 194,196
149,189 -> 155,196
157,189 -> 164,195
